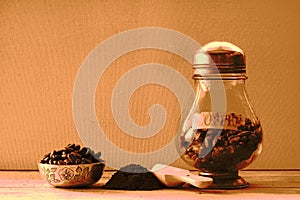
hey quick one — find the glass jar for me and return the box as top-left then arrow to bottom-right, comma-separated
179,41 -> 263,188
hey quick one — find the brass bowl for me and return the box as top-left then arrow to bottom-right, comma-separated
38,162 -> 105,188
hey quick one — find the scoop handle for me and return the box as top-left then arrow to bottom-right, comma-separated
165,173 -> 213,188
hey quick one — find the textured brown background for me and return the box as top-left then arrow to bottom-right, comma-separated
0,0 -> 299,170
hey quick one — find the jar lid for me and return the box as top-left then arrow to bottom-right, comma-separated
193,41 -> 246,76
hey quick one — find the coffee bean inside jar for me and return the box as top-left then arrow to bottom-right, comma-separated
181,113 -> 262,173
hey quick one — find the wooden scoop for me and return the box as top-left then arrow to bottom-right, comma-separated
151,164 -> 213,188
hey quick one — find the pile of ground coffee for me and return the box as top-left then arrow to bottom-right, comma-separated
102,164 -> 165,190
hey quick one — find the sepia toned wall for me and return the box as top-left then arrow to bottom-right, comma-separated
0,0 -> 299,170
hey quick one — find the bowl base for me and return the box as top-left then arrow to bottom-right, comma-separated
199,171 -> 249,189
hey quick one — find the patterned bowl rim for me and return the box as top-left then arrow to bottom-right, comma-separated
37,161 -> 105,167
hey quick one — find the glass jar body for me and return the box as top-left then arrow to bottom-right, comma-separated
179,78 -> 262,185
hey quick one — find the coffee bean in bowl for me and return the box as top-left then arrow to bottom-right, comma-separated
38,144 -> 105,188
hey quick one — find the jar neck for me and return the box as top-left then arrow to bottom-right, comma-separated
194,78 -> 247,94
193,73 -> 248,80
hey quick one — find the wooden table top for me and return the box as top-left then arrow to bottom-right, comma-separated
0,170 -> 299,199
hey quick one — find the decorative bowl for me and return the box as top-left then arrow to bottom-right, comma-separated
38,162 -> 105,188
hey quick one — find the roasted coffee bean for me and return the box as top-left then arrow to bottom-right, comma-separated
229,136 -> 240,144
67,153 -> 76,162
44,153 -> 50,158
72,151 -> 82,158
67,161 -> 75,165
238,131 -> 250,137
245,118 -> 252,125
187,152 -> 194,158
85,152 -> 94,160
211,150 -> 220,158
241,136 -> 248,143
43,156 -> 50,163
57,160 -> 65,165
81,158 -> 92,164
61,153 -> 66,159
192,146 -> 200,153
79,147 -> 88,155
65,148 -> 73,153
75,159 -> 82,164
50,150 -> 56,159
231,130 -> 239,136
66,143 -> 75,149
191,154 -> 198,161
224,140 -> 229,146
187,147 -> 194,152
74,145 -> 80,151
194,157 -> 201,166
56,149 -> 64,155
237,125 -> 245,131
228,145 -> 235,154
248,133 -> 258,142
53,155 -> 61,161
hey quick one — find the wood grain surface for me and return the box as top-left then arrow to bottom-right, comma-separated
0,0 -> 300,170
0,170 -> 299,199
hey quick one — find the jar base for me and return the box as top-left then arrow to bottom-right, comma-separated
199,171 -> 249,189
